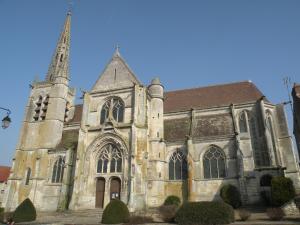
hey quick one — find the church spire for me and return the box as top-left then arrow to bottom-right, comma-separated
46,11 -> 71,82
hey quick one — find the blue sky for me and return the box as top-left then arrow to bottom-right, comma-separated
0,0 -> 299,166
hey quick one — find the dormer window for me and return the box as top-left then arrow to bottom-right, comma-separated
100,98 -> 124,124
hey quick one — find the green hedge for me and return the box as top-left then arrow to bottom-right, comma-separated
101,199 -> 129,224
13,198 -> 36,223
175,201 -> 234,225
163,195 -> 181,207
220,184 -> 241,208
271,177 -> 295,206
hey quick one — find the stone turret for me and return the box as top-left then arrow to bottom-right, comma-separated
147,77 -> 166,207
148,77 -> 164,139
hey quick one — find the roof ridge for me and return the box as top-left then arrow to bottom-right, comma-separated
165,80 -> 253,94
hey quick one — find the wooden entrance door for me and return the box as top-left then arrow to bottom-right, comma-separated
96,177 -> 105,208
110,177 -> 121,200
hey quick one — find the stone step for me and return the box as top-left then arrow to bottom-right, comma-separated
35,209 -> 104,224
37,209 -> 104,218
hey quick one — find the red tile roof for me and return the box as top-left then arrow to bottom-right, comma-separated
67,81 -> 265,123
0,166 -> 10,182
164,81 -> 265,113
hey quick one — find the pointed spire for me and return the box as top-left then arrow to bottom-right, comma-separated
46,12 -> 71,82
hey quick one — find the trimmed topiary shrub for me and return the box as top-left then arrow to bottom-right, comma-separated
163,195 -> 181,207
159,204 -> 178,222
13,198 -> 36,223
271,177 -> 295,206
101,199 -> 130,224
266,207 -> 285,220
175,201 -> 234,225
0,208 -> 4,223
220,184 -> 242,208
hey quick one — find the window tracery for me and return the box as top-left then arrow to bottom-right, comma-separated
169,150 -> 187,180
100,98 -> 124,124
203,146 -> 226,179
97,144 -> 123,174
52,156 -> 65,183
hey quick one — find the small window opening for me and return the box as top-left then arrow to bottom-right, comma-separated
60,54 -> 63,62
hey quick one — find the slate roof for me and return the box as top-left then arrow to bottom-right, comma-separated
66,81 -> 265,124
0,166 -> 10,183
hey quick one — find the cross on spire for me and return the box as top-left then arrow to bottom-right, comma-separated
114,44 -> 120,57
67,0 -> 74,15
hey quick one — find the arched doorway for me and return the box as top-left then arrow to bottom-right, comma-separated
260,174 -> 272,206
96,177 -> 105,208
110,177 -> 121,200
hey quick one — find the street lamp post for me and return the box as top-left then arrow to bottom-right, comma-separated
0,107 -> 12,129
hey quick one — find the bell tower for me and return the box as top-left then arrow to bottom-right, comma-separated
18,11 -> 72,150
4,12 -> 74,211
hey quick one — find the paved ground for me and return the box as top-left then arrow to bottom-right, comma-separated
11,208 -> 300,225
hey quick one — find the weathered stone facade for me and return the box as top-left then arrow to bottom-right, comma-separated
3,13 -> 300,212
0,166 -> 10,207
292,83 -> 300,157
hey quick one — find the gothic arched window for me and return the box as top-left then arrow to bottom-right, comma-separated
100,98 -> 124,124
169,150 -> 187,180
239,111 -> 248,133
266,115 -> 277,152
52,157 -> 65,183
112,99 -> 124,122
25,168 -> 31,185
249,112 -> 271,167
97,144 -> 123,174
100,101 -> 110,124
203,146 -> 226,179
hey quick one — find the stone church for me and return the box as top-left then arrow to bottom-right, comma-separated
3,12 -> 300,212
